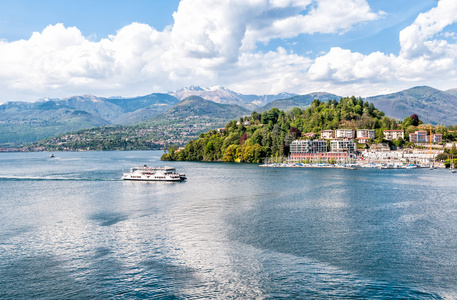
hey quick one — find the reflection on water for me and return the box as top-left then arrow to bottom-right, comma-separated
1,151 -> 456,298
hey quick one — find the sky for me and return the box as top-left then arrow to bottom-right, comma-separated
0,0 -> 456,103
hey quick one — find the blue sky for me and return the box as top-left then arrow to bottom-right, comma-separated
0,0 -> 456,102
0,1 -> 180,41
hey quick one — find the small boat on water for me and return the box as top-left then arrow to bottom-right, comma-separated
122,165 -> 186,181
50,153 -> 55,158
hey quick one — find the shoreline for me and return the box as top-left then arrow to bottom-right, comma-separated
260,162 -> 442,169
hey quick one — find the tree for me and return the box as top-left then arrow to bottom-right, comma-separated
451,143 -> 457,156
402,117 -> 413,128
223,144 -> 239,162
410,114 -> 420,126
239,133 -> 248,145
435,124 -> 447,135
289,127 -> 301,139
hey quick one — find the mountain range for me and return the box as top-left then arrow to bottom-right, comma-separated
170,85 -> 296,109
366,86 -> 457,125
1,85 -> 457,146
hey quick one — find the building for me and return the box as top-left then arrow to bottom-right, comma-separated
362,149 -> 442,164
357,129 -> 376,139
236,120 -> 251,126
335,129 -> 355,139
330,139 -> 356,153
355,137 -> 370,144
321,130 -> 335,139
383,130 -> 404,140
290,139 -> 350,161
289,152 -> 352,162
369,143 -> 390,152
290,140 -> 327,154
409,131 -> 428,143
303,132 -> 316,139
409,131 -> 443,143
432,134 -> 443,143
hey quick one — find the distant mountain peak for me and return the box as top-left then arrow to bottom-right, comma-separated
37,97 -> 61,102
173,85 -> 237,93
174,86 -> 207,93
208,85 -> 234,92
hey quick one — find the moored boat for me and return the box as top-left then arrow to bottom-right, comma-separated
122,165 -> 186,181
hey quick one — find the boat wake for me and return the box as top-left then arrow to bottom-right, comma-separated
0,176 -> 120,181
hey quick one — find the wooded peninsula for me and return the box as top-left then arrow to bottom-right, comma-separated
161,97 -> 457,163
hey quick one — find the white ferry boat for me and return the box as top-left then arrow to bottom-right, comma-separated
122,165 -> 186,181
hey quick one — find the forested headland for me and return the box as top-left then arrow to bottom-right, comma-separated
161,97 -> 428,163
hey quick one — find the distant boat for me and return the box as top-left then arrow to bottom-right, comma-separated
50,153 -> 55,158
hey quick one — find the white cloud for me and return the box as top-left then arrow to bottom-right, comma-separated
241,0 -> 382,50
226,47 -> 313,94
305,0 -> 457,94
399,0 -> 457,59
0,0 -> 456,102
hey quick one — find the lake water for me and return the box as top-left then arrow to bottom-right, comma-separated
1,150 -> 457,299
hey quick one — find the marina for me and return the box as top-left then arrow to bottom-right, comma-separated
260,162 -> 433,169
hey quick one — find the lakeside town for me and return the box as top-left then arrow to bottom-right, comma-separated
262,127 -> 455,169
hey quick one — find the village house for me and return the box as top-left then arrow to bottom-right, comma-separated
303,132 -> 316,139
356,129 -> 376,139
383,130 -> 404,140
355,137 -> 371,144
320,129 -> 335,139
335,129 -> 355,139
433,134 -> 443,143
409,131 -> 443,143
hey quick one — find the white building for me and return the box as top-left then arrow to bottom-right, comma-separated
361,149 -> 441,164
321,130 -> 335,139
330,139 -> 356,153
357,129 -> 376,139
383,130 -> 404,140
335,129 -> 355,139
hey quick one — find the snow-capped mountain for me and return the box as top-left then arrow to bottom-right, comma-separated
170,86 -> 297,109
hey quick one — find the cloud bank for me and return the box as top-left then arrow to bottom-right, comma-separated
0,0 -> 456,102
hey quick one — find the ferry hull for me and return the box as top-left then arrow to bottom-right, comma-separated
122,176 -> 185,182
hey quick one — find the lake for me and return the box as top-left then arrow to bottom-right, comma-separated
1,150 -> 457,299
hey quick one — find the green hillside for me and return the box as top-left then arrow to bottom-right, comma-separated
161,97 -> 400,163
